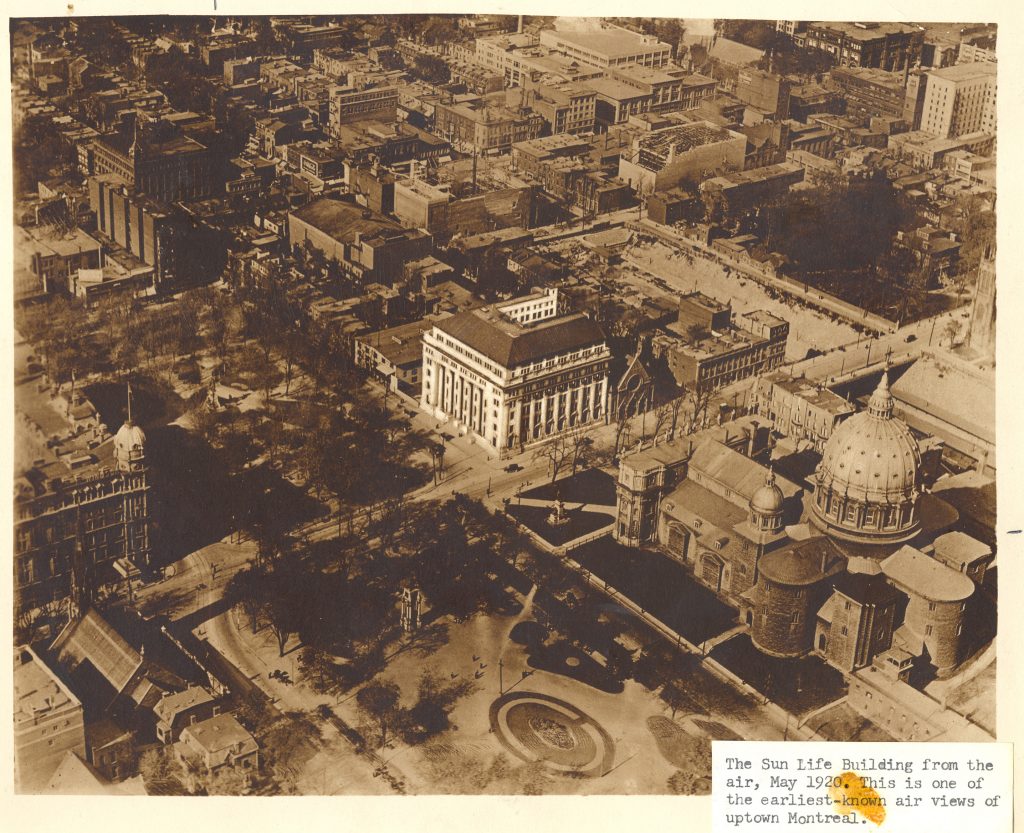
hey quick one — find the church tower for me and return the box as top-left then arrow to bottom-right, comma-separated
113,383 -> 152,567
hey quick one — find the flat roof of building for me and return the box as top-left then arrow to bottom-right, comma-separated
890,353 -> 994,445
14,646 -> 81,727
19,224 -> 102,259
681,290 -> 728,312
357,317 -> 447,367
513,132 -> 591,156
587,77 -> 649,102
741,309 -> 789,327
764,372 -> 856,416
290,196 -> 401,243
831,65 -> 907,89
703,161 -> 804,190
928,62 -> 997,82
541,26 -> 670,59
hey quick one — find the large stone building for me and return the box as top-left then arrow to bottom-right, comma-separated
749,371 -> 855,453
328,83 -> 399,132
89,174 -> 176,286
15,387 -> 152,619
829,66 -> 908,122
880,545 -> 974,674
88,120 -> 218,205
917,62 -> 997,139
614,372 -> 986,689
17,225 -> 102,297
747,537 -> 846,657
648,444 -> 804,604
538,25 -> 672,69
420,288 -> 611,455
798,21 -> 923,71
699,161 -> 805,215
656,294 -> 789,392
434,99 -> 545,154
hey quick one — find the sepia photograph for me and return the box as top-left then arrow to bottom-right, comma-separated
9,10 -> 998,800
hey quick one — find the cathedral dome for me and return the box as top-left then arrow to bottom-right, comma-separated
811,371 -> 922,544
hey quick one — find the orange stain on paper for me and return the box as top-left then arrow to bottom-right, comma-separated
828,770 -> 887,825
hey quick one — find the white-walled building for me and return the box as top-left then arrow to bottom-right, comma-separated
420,289 -> 611,455
919,62 -> 997,139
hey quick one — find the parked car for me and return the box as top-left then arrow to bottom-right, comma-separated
504,463 -> 523,473
905,334 -> 917,343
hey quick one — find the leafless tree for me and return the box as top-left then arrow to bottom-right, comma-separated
668,396 -> 685,436
652,402 -> 673,443
532,433 -> 572,484
568,424 -> 595,475
612,413 -> 632,457
682,385 -> 714,435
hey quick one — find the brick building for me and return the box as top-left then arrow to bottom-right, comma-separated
287,196 -> 432,286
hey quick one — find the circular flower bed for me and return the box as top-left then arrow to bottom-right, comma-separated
529,716 -> 575,750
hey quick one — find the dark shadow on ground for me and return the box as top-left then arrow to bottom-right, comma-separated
524,636 -> 624,694
506,504 -> 613,547
573,538 -> 737,645
709,633 -> 847,717
148,423 -> 325,568
85,373 -> 187,431
174,594 -> 233,631
520,468 -> 618,506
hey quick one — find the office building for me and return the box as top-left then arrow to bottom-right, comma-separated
420,288 -> 611,455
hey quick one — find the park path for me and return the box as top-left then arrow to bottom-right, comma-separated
172,545 -> 399,795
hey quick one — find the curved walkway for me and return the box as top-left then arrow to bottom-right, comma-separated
489,690 -> 616,777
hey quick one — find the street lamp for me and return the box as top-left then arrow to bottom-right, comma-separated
498,657 -> 504,695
